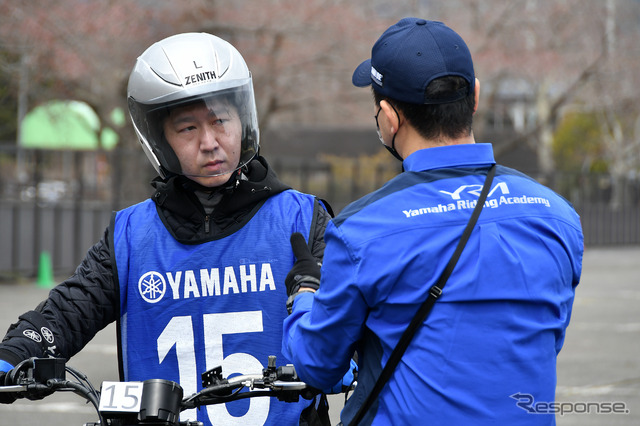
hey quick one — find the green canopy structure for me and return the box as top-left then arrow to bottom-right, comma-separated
20,100 -> 121,150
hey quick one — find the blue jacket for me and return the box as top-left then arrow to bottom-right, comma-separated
283,144 -> 584,425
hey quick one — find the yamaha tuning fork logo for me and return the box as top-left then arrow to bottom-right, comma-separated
136,264 -> 278,303
23,329 -> 42,342
22,326 -> 55,344
138,271 -> 167,303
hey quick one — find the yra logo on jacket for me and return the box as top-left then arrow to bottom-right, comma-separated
402,182 -> 551,218
440,182 -> 510,200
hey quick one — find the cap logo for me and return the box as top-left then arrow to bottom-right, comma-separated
370,66 -> 383,87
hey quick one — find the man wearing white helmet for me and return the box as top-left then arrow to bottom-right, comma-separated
0,33 -> 341,425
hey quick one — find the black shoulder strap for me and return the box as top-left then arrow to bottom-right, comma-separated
349,164 -> 496,426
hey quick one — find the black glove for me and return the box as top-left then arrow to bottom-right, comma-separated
0,369 -> 18,404
0,359 -> 57,403
285,233 -> 321,313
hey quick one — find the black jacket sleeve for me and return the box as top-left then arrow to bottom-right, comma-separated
309,199 -> 332,263
0,228 -> 118,367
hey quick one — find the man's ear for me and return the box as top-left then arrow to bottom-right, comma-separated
380,100 -> 400,134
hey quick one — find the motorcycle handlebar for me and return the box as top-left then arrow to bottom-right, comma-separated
0,356 -> 331,425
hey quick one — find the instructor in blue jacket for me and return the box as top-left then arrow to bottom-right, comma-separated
283,18 -> 584,425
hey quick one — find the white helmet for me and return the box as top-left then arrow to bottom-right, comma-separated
127,32 -> 259,179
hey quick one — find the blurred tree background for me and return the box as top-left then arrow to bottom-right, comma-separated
1,0 -> 640,272
1,0 -> 639,192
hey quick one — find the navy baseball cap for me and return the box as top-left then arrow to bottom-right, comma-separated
352,18 -> 475,105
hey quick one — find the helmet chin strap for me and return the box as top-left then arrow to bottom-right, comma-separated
181,168 -> 242,194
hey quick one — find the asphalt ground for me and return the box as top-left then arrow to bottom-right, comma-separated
0,246 -> 638,425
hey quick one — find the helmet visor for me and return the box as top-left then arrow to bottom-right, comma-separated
129,81 -> 259,179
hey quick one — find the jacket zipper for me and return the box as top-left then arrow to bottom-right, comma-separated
204,214 -> 211,234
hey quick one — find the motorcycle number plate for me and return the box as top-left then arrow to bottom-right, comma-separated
99,381 -> 144,413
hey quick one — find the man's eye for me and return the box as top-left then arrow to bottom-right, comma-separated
212,114 -> 234,124
178,125 -> 196,133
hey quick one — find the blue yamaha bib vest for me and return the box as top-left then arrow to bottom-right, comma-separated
113,190 -> 317,426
